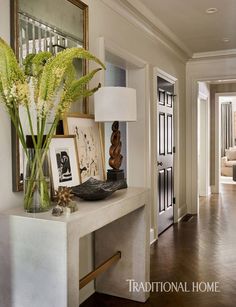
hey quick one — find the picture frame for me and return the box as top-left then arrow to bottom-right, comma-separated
49,135 -> 80,193
63,113 -> 105,183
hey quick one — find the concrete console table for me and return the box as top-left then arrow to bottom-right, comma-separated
0,187 -> 150,307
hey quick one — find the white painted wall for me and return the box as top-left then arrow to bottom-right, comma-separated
1,0 -> 186,302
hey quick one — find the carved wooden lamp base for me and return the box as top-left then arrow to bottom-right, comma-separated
107,121 -> 127,188
107,170 -> 127,189
107,169 -> 124,181
94,87 -> 137,189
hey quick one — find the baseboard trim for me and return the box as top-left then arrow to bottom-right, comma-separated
79,283 -> 95,304
199,186 -> 211,196
211,185 -> 217,194
178,204 -> 187,222
208,186 -> 211,195
150,228 -> 157,245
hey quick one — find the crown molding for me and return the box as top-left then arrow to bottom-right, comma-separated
125,0 -> 192,57
100,0 -> 236,62
100,0 -> 191,62
209,80 -> 236,85
192,49 -> 236,60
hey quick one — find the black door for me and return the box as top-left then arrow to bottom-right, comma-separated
157,76 -> 174,234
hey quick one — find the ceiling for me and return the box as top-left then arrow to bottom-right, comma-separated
129,0 -> 236,56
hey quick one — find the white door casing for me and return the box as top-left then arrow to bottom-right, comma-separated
198,93 -> 210,197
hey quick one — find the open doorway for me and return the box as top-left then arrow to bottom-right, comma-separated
217,94 -> 236,186
196,82 -> 236,197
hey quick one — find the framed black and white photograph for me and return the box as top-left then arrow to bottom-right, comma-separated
49,136 -> 80,191
56,149 -> 72,183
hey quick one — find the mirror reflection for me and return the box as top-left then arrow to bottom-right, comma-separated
13,0 -> 88,190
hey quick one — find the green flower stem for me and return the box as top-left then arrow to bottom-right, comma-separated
24,150 -> 50,212
38,117 -> 46,148
40,117 -> 59,167
24,152 -> 39,210
24,114 -> 48,211
43,116 -> 59,150
25,104 -> 44,178
24,116 -> 57,212
26,104 -> 37,148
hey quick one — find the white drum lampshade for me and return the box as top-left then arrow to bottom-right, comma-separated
94,86 -> 137,122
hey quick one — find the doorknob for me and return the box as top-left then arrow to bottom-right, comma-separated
157,161 -> 163,167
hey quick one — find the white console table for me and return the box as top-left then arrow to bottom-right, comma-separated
0,187 -> 150,307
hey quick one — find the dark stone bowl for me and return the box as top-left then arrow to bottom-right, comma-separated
72,177 -> 127,201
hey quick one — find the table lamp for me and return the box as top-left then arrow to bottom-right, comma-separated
94,86 -> 137,184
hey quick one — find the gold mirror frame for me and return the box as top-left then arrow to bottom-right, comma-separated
10,0 -> 88,192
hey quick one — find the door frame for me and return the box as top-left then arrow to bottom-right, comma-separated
214,92 -> 236,193
198,91 -> 210,196
153,68 -> 179,235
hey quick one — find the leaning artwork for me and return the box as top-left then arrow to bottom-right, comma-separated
63,114 -> 104,183
74,126 -> 99,182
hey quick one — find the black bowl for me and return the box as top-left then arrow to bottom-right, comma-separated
72,177 -> 127,201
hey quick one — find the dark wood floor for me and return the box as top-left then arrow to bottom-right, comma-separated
81,185 -> 236,307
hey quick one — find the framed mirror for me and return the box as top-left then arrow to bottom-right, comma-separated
10,0 -> 88,191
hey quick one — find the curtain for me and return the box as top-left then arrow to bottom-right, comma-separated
221,102 -> 233,157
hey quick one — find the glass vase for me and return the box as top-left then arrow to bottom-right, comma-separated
24,136 -> 51,213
